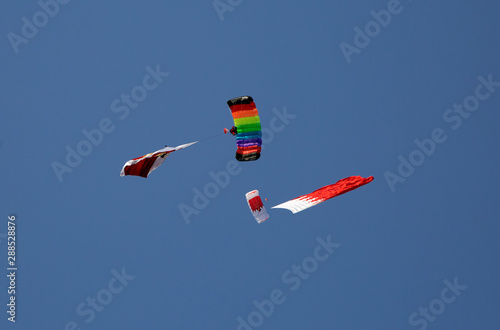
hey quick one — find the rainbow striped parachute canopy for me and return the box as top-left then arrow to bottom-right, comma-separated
227,96 -> 262,161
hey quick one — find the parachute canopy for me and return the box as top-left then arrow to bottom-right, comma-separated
227,96 -> 262,161
120,141 -> 197,178
272,176 -> 374,214
245,190 -> 269,223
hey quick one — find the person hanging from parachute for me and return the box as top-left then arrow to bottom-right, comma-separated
224,96 -> 262,161
243,176 -> 374,223
122,95 -> 261,179
229,126 -> 237,136
223,126 -> 238,136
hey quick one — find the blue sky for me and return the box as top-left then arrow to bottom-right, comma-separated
1,0 -> 500,329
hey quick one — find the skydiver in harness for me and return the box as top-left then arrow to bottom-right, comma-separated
224,126 -> 237,136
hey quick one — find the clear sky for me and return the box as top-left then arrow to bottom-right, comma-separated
1,1 -> 500,329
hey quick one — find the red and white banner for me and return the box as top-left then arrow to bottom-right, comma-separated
272,176 -> 374,214
120,141 -> 197,178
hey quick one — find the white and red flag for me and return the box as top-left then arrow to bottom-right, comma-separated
272,176 -> 374,214
120,141 -> 197,178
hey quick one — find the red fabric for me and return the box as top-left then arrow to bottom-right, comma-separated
297,176 -> 374,202
122,151 -> 172,178
248,196 -> 264,212
229,102 -> 257,113
124,157 -> 158,178
236,146 -> 261,155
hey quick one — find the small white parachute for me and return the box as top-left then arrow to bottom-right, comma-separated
245,190 -> 269,223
